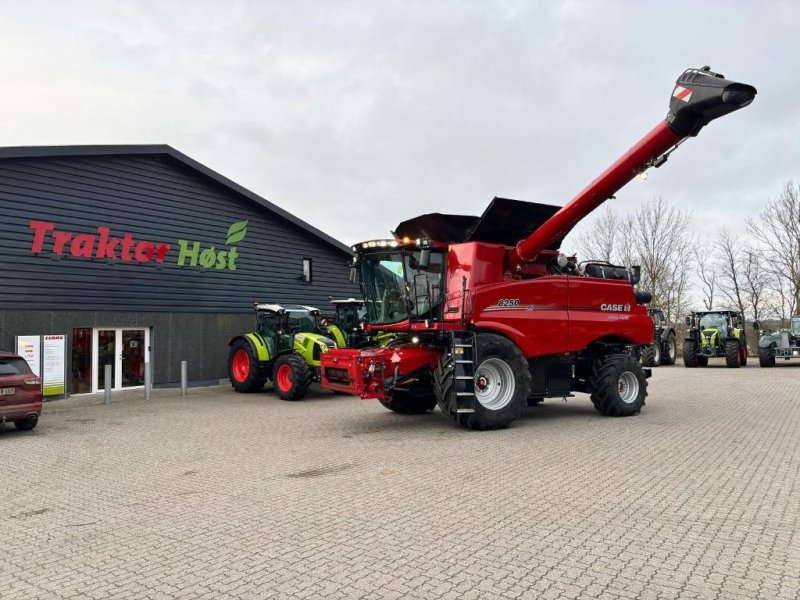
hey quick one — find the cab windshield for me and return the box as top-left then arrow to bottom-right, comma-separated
360,250 -> 444,325
699,313 -> 728,333
791,317 -> 800,336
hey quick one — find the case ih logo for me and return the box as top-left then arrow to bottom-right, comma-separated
28,219 -> 248,271
600,303 -> 631,312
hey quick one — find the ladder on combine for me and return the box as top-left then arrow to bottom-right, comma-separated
451,332 -> 476,414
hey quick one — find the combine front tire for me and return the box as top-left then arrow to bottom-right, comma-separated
273,353 -> 313,401
725,340 -> 741,368
228,339 -> 267,393
435,333 -> 530,430
590,354 -> 647,417
661,332 -> 677,365
379,391 -> 436,414
758,346 -> 775,367
683,340 -> 699,368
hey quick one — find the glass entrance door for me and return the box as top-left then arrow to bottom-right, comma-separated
92,328 -> 150,392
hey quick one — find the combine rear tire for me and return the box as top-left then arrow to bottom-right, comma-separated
683,340 -> 699,368
379,391 -> 436,414
434,333 -> 530,430
590,354 -> 647,417
725,340 -> 741,368
228,339 -> 267,393
640,343 -> 657,367
14,415 -> 38,431
273,353 -> 313,401
758,346 -> 775,368
661,332 -> 677,365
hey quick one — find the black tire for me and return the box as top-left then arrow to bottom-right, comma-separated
725,340 -> 741,368
228,339 -> 267,393
661,332 -> 677,366
379,390 -> 436,414
273,353 -> 313,401
434,332 -> 530,430
640,343 -> 657,367
741,345 -> 748,366
14,415 -> 38,431
683,340 -> 699,368
589,354 -> 647,417
758,346 -> 775,368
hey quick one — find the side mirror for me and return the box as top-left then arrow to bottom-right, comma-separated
419,248 -> 431,269
629,265 -> 641,286
684,316 -> 691,327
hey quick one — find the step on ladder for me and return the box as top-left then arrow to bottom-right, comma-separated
451,332 -> 476,414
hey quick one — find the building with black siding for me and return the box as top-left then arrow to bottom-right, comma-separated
0,145 -> 359,394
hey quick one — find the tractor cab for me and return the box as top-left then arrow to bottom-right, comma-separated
255,303 -> 323,356
323,298 -> 367,347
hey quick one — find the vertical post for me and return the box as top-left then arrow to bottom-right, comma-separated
180,360 -> 188,396
144,362 -> 152,400
103,364 -> 112,405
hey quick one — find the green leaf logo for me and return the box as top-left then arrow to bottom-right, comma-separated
226,220 -> 248,245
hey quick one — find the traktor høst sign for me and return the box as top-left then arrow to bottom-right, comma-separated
27,219 -> 248,271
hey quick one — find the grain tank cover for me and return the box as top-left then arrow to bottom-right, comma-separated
667,67 -> 757,137
394,197 -> 563,248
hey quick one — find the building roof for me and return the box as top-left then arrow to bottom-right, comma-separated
0,144 -> 352,255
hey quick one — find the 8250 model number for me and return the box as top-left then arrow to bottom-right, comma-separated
497,298 -> 520,307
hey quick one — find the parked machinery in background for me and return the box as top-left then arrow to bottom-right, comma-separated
321,297 -> 369,348
320,66 -> 756,429
683,310 -> 748,368
753,316 -> 800,367
228,303 -> 336,400
641,308 -> 677,366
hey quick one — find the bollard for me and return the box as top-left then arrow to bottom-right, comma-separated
103,364 -> 112,405
144,362 -> 152,400
180,360 -> 188,396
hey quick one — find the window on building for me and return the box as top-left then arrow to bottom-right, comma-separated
302,258 -> 312,283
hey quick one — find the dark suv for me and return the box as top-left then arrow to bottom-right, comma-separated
0,350 -> 42,431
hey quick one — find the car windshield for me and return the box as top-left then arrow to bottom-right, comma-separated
792,317 -> 800,336
360,250 -> 444,325
699,313 -> 728,332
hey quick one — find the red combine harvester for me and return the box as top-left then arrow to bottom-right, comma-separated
321,67 -> 756,429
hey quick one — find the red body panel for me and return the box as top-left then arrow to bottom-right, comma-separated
0,353 -> 43,423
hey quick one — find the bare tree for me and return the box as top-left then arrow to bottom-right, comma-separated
741,247 -> 769,321
716,228 -> 747,316
695,244 -> 718,310
747,181 -> 800,316
576,206 -> 622,263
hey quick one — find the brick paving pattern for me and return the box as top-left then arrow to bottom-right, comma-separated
1,363 -> 799,599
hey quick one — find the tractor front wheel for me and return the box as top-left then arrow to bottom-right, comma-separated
758,346 -> 775,368
590,354 -> 647,417
273,353 -> 313,401
379,391 -> 436,414
640,343 -> 657,367
228,339 -> 267,393
725,340 -> 741,368
661,332 -> 677,365
683,340 -> 699,368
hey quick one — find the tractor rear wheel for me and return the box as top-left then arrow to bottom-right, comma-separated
379,391 -> 436,414
640,343 -> 657,367
273,353 -> 313,401
661,332 -> 677,365
725,340 -> 741,368
590,354 -> 647,417
683,340 -> 699,368
758,346 -> 775,367
434,333 -> 530,430
228,339 -> 267,393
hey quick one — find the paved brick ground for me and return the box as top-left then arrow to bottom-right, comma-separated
1,362 -> 799,599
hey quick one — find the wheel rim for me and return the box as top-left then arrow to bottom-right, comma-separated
276,364 -> 293,391
474,358 -> 515,411
232,349 -> 250,382
654,344 -> 661,363
617,371 -> 640,404
668,338 -> 676,360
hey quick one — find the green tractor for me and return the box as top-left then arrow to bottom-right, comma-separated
228,303 -> 337,400
752,316 -> 800,367
683,310 -> 748,368
320,297 -> 368,348
641,308 -> 677,367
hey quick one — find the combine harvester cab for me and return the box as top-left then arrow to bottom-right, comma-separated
322,67 -> 756,429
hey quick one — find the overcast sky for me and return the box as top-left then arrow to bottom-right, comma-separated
2,1 -> 797,249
